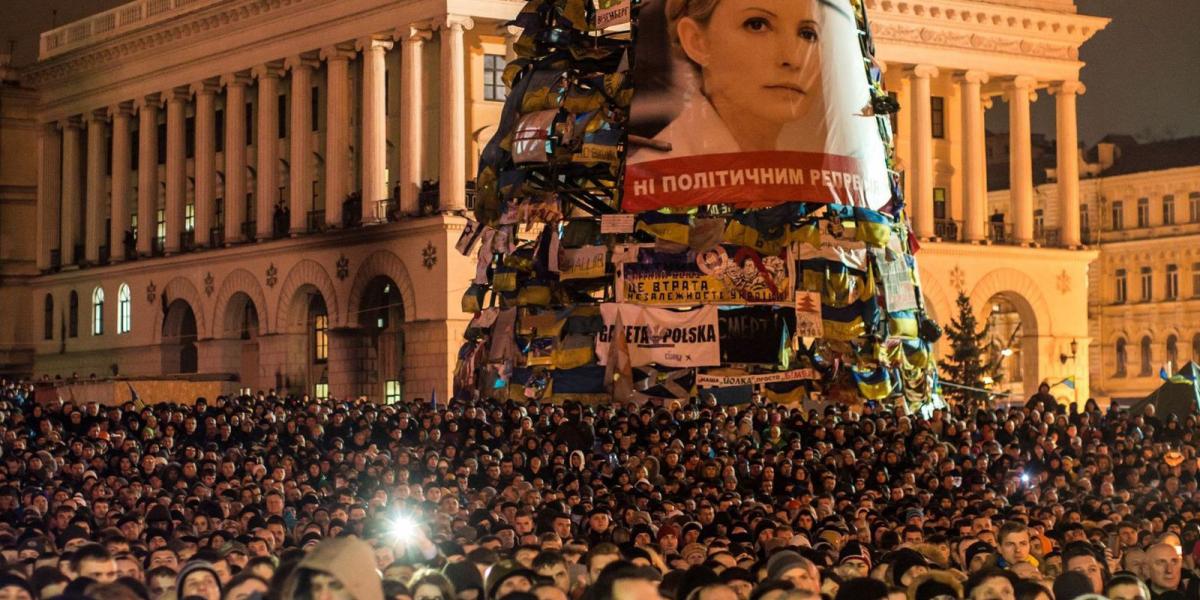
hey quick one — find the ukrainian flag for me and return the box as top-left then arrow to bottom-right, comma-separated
888,309 -> 920,340
636,212 -> 692,246
853,207 -> 893,248
852,366 -> 895,400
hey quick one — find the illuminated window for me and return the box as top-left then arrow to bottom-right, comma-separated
933,188 -> 946,220
185,203 -> 195,232
118,284 -> 132,334
385,380 -> 402,404
92,287 -> 105,336
315,382 -> 329,401
313,314 -> 329,362
484,55 -> 507,102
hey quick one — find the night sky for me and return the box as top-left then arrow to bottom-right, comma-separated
2,0 -> 1197,146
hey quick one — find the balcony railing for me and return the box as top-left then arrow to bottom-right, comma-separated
49,249 -> 61,271
210,226 -> 224,247
40,0 -> 224,60
181,230 -> 195,251
934,219 -> 960,242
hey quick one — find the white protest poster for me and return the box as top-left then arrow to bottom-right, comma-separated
559,245 -> 608,280
596,303 -> 720,367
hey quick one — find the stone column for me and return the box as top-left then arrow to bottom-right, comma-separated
440,16 -> 473,213
85,109 -> 108,264
254,62 -> 284,240
221,73 -> 250,244
110,102 -> 133,262
398,26 -> 431,216
137,93 -> 161,256
60,117 -> 82,267
320,45 -> 355,228
1052,80 -> 1085,248
192,80 -> 219,248
958,70 -> 989,243
357,36 -> 393,221
287,55 -> 318,234
36,122 -> 62,271
906,65 -> 938,239
164,87 -> 189,254
1007,76 -> 1037,245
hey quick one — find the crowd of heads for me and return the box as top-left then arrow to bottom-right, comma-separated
0,379 -> 1198,600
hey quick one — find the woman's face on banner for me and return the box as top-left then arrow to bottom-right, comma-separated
680,0 -> 823,126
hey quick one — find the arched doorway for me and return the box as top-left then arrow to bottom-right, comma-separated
984,294 -> 1033,401
278,285 -> 331,398
162,300 -> 198,374
223,292 -> 261,391
355,276 -> 406,402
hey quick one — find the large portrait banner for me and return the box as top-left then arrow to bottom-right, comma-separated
623,0 -> 892,211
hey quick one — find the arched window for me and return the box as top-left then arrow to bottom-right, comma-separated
1115,338 -> 1127,377
117,284 -> 132,334
68,291 -> 79,338
1140,336 -> 1153,376
92,287 -> 105,336
43,295 -> 54,340
1167,334 -> 1179,367
310,296 -> 329,363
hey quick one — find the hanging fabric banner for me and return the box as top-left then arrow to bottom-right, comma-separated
596,303 -> 720,367
697,369 -> 817,387
618,246 -> 792,305
622,0 -> 892,211
558,245 -> 608,280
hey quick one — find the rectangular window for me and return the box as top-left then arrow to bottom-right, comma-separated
1081,206 -> 1090,239
105,134 -> 113,175
1111,201 -> 1124,230
311,86 -> 320,131
185,203 -> 195,232
278,94 -> 287,138
315,382 -> 329,401
1194,263 -> 1200,298
1167,264 -> 1179,300
385,380 -> 402,404
1115,269 -> 1127,304
314,314 -> 329,362
930,96 -> 945,139
1191,192 -> 1200,223
157,122 -> 167,165
1141,266 -> 1153,302
156,208 -> 166,246
888,91 -> 899,135
1137,197 -> 1150,228
1164,195 -> 1176,225
215,108 -> 225,152
131,128 -> 139,165
245,101 -> 254,145
186,115 -> 195,158
131,213 -> 138,239
933,187 -> 946,219
1034,209 -> 1045,237
484,54 -> 508,102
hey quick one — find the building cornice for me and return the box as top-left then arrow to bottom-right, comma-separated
867,0 -> 1109,63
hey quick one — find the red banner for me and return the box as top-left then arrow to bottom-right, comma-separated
622,151 -> 873,212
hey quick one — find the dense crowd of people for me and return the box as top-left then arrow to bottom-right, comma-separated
0,378 -> 1197,600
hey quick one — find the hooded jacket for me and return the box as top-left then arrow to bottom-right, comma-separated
280,536 -> 383,600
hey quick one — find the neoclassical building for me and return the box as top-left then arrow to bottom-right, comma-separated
3,0 -> 1108,403
989,136 -> 1200,404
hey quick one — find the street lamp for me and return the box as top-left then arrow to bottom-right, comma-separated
1059,339 -> 1078,364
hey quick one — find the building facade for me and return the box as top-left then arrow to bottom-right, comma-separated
989,136 -> 1200,403
5,0 -> 1108,403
